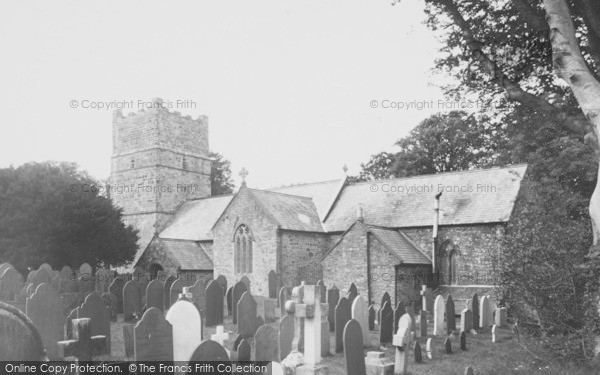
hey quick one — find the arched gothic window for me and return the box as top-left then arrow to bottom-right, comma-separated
234,225 -> 253,274
437,240 -> 460,285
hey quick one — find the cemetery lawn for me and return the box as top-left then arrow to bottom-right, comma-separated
105,314 -> 598,375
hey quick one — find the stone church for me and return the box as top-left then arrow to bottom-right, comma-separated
109,100 -> 527,306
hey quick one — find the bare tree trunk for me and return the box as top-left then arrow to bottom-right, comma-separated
544,0 -> 600,245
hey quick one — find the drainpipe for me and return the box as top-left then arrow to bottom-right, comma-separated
432,191 -> 442,287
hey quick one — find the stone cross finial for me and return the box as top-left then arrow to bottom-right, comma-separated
239,168 -> 249,186
58,318 -> 106,374
211,326 -> 229,346
295,284 -> 329,375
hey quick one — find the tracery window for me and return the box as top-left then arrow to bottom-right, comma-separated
234,225 -> 253,273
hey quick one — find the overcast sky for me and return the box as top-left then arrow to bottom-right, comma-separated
0,0 -> 451,189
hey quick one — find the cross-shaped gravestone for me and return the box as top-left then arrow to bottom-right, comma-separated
420,285 -> 433,313
295,284 -> 329,375
58,318 -> 106,375
211,326 -> 229,346
393,313 -> 414,375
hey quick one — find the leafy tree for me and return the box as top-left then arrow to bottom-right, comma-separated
0,162 -> 138,274
209,152 -> 235,196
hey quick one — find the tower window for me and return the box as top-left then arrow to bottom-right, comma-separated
131,158 -> 135,169
234,224 -> 253,274
182,156 -> 188,170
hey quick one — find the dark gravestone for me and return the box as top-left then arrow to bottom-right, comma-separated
278,315 -> 294,361
414,341 -> 422,363
460,331 -> 467,351
25,283 -> 63,359
146,279 -> 164,312
394,301 -> 405,334
188,279 -> 206,315
1,267 -> 23,301
66,308 -> 77,339
77,292 -> 111,355
31,268 -> 51,290
343,319 -> 366,375
79,263 -> 92,277
163,275 -> 176,310
445,337 -> 452,354
237,291 -> 258,338
215,275 -> 227,294
205,280 -> 224,326
232,281 -> 248,325
379,301 -> 393,344
335,297 -> 351,353
279,286 -> 291,317
446,295 -> 456,334
123,324 -> 134,358
233,334 -> 243,350
169,278 -> 185,308
60,266 -> 73,281
255,324 -> 279,361
101,292 -> 117,322
109,278 -> 125,314
0,301 -> 45,360
254,315 -> 265,333
379,292 -> 392,322
58,318 -> 106,364
188,340 -> 229,362
368,304 -> 376,331
226,287 -> 233,317
327,285 -> 340,332
347,283 -> 358,306
237,338 -> 251,361
268,270 -> 278,299
133,267 -> 149,307
0,263 -> 12,275
134,307 -> 173,361
316,280 -> 327,303
240,275 -> 251,290
123,280 -> 141,322
471,293 -> 480,330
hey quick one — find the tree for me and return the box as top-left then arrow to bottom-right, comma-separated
209,152 -> 235,196
0,162 -> 138,274
355,111 -> 504,180
406,0 -> 600,242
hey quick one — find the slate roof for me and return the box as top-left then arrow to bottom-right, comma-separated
159,195 -> 234,241
369,226 -> 431,264
268,179 -> 345,220
323,164 -> 527,232
161,239 -> 213,270
249,189 -> 324,232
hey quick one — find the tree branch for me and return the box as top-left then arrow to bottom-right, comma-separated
514,0 -> 549,33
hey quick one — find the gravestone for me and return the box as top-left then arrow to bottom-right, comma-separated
460,331 -> 467,350
163,275 -> 176,310
166,300 -> 202,366
294,284 -> 328,374
335,297 -> 351,352
327,285 -> 339,332
240,275 -> 251,290
347,283 -> 358,306
232,280 -> 248,325
215,275 -> 227,294
236,338 -> 251,361
108,278 -> 125,314
316,279 -> 327,303
122,324 -> 134,358
233,334 -> 243,350
26,283 -> 63,359
211,326 -> 229,346
268,362 -> 285,375
394,301 -> 405,334
0,300 -> 45,360
77,292 -> 111,355
60,266 -> 73,281
393,313 -> 413,375
492,324 -> 497,343
123,280 -> 141,322
479,296 -> 492,330
278,315 -> 294,361
58,318 -> 106,367
343,319 -> 366,375
1,267 -> 23,300
414,341 -> 422,363
445,337 -> 452,354
465,367 -> 475,375
169,278 -> 184,308
419,310 -> 427,338
146,279 -> 164,311
495,307 -> 507,327
66,308 -> 77,339
461,308 -> 473,333
471,293 -> 479,330
321,319 -> 330,357
351,295 -> 370,346
79,263 -> 92,276
31,268 -> 51,290
379,301 -> 393,344
420,285 -> 433,314
237,292 -> 258,338
264,298 -> 277,323
205,280 -> 224,326
0,263 -> 12,276
380,292 -> 391,313
27,270 -> 35,282
188,340 -> 229,361
101,292 -> 117,322
134,307 -> 173,361
226,287 -> 233,316
365,351 -> 394,374
279,286 -> 292,316
268,270 -> 278,299
433,295 -> 445,336
426,338 -> 434,360
188,279 -> 206,314
368,305 -> 375,331
255,324 -> 279,361
446,295 -> 456,334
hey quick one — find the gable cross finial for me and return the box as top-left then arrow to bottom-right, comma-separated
239,167 -> 249,186
343,164 -> 348,175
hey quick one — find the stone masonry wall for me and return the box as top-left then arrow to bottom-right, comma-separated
368,233 -> 399,307
280,231 -> 327,287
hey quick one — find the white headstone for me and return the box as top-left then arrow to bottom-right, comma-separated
165,300 -> 202,369
351,295 -> 370,347
433,295 -> 445,336
479,296 -> 492,330
211,326 -> 229,346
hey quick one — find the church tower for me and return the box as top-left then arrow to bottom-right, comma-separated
109,98 -> 212,248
